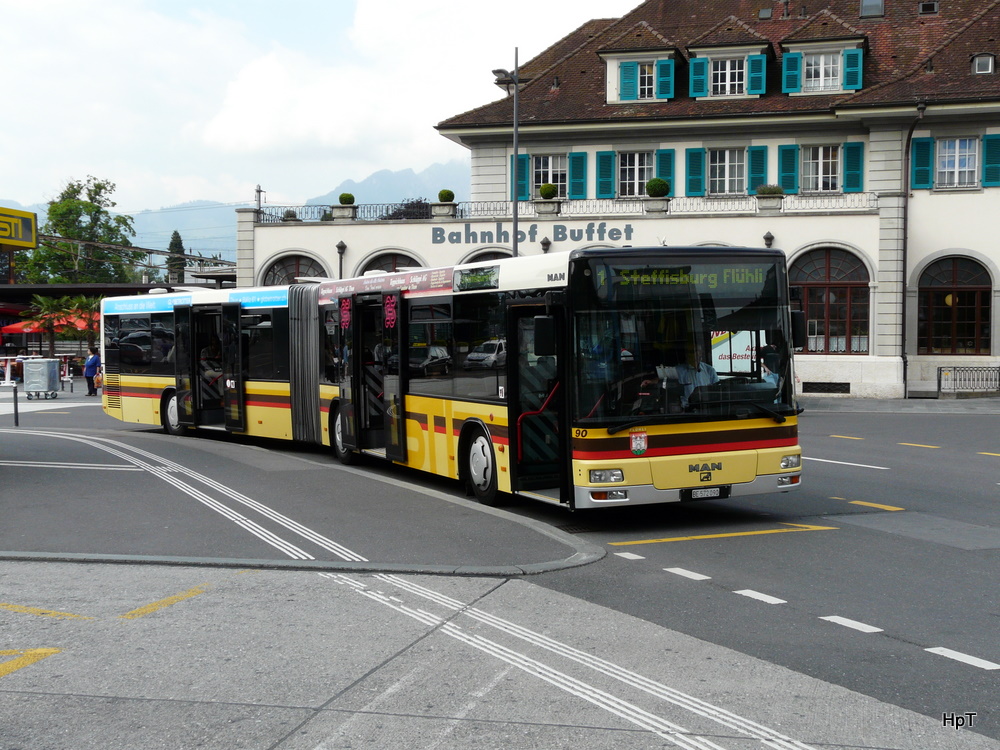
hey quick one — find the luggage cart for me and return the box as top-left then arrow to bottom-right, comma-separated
23,358 -> 61,400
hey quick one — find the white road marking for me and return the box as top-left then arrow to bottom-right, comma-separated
803,457 -> 891,470
614,552 -> 645,560
925,647 -> 1000,670
819,616 -> 883,633
665,567 -> 712,581
0,460 -> 140,471
733,589 -> 787,604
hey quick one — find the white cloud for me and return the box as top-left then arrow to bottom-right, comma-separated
1,0 -> 637,212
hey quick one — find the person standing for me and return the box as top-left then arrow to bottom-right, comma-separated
84,347 -> 101,396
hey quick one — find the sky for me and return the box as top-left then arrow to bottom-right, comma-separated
1,0 -> 639,216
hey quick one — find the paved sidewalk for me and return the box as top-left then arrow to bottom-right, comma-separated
798,394 -> 1000,414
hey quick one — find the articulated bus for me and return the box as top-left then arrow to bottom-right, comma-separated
100,247 -> 804,510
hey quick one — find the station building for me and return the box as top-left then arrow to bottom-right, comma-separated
239,0 -> 1000,398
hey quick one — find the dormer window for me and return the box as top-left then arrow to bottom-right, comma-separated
689,48 -> 768,98
973,54 -> 995,74
613,57 -> 675,102
860,0 -> 884,17
783,46 -> 864,93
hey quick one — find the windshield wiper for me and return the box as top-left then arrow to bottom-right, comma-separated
720,400 -> 786,423
607,415 -> 676,434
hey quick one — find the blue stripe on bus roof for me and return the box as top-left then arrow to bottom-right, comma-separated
103,295 -> 193,314
230,289 -> 289,307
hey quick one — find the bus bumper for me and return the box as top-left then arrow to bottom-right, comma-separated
573,472 -> 801,510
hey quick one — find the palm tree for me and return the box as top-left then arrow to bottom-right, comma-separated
24,294 -> 68,357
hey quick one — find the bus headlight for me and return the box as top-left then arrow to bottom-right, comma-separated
780,454 -> 801,469
590,469 -> 624,483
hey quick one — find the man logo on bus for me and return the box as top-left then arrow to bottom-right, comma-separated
630,431 -> 647,455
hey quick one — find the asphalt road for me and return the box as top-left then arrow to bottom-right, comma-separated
1,385 -> 998,749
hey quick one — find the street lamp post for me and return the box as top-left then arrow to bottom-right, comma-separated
493,47 -> 520,257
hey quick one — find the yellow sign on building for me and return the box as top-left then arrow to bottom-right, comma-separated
0,207 -> 37,248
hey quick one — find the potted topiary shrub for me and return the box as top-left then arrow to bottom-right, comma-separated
432,188 -> 457,217
282,209 -> 301,222
754,184 -> 785,211
332,193 -> 357,220
643,177 -> 671,213
533,182 -> 562,215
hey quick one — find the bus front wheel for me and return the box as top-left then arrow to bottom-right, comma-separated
333,405 -> 360,465
163,392 -> 188,436
465,428 -> 500,506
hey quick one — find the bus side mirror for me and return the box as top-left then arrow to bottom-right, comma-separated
534,316 -> 556,356
790,311 -> 807,350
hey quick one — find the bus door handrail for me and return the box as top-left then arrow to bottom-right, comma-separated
516,381 -> 560,458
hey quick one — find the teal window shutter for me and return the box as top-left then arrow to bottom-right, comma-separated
689,58 -> 708,97
982,135 -> 1000,187
685,148 -> 706,196
568,153 -> 588,199
748,54 -> 767,95
842,49 -> 863,90
778,145 -> 800,194
620,61 -> 638,101
511,154 -> 530,201
656,59 -> 675,99
596,151 -> 616,198
747,146 -> 768,194
782,52 -> 802,93
842,142 -> 865,192
911,137 -> 934,189
655,149 -> 675,196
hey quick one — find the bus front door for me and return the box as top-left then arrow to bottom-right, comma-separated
510,305 -> 567,503
177,304 -> 245,431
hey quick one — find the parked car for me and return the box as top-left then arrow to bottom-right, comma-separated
464,339 -> 506,369
406,345 -> 451,377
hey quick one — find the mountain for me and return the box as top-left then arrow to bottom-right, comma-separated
1,160 -> 472,264
307,160 -> 470,206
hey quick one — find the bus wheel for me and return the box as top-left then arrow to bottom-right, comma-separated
466,428 -> 500,506
333,405 -> 359,465
163,392 -> 188,436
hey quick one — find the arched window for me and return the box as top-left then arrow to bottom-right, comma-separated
262,255 -> 327,286
789,248 -> 870,353
918,257 -> 991,354
465,251 -> 510,263
361,253 -> 420,274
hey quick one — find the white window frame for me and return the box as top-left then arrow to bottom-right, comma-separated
936,138 -> 979,188
711,57 -> 745,96
802,145 -> 841,192
973,54 -> 994,74
532,155 -> 568,198
803,52 -> 842,92
708,148 -> 745,195
637,62 -> 655,99
619,151 -> 653,197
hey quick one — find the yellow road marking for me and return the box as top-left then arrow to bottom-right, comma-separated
831,435 -> 864,440
850,500 -> 904,511
0,603 -> 94,620
118,585 -> 209,620
899,443 -> 940,449
0,648 -> 61,678
979,452 -> 1000,457
609,523 -> 838,546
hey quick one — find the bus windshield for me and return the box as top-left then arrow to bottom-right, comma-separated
571,256 -> 795,426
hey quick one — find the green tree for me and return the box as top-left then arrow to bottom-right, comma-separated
167,230 -> 186,283
22,176 -> 143,283
68,294 -> 102,349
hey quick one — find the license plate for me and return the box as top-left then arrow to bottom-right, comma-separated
690,487 -> 722,499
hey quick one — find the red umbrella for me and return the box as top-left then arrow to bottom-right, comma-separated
1,314 -> 94,334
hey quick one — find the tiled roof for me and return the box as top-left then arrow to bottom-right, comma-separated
687,15 -> 770,48
438,0 -> 1000,130
599,21 -> 678,53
